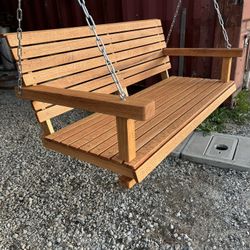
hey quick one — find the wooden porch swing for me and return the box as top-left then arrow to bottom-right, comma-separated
4,0 -> 242,188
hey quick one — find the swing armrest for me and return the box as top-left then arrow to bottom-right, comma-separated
19,86 -> 155,121
163,48 -> 243,58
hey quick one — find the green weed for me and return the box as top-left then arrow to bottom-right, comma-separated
198,90 -> 250,133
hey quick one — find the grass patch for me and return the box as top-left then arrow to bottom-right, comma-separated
198,90 -> 250,133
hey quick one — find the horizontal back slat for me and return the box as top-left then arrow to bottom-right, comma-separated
22,34 -> 165,85
13,27 -> 163,61
33,50 -> 169,111
6,19 -> 162,46
5,19 -> 170,123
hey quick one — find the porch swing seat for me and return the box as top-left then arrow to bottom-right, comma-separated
4,19 -> 242,188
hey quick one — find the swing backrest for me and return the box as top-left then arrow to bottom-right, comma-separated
5,19 -> 170,123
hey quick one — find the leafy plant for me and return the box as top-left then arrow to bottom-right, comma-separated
198,90 -> 250,133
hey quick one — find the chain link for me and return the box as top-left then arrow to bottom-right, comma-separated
166,0 -> 182,47
77,0 -> 127,100
17,0 -> 23,94
213,0 -> 232,49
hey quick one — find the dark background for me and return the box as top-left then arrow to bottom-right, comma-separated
0,0 -> 243,78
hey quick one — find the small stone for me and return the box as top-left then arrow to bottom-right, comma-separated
175,244 -> 181,250
176,211 -> 181,217
173,233 -> 178,238
47,242 -> 52,247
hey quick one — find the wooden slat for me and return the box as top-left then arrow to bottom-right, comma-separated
22,35 -> 165,85
46,113 -> 103,140
134,83 -> 237,182
30,41 -> 166,90
43,139 -> 135,179
40,120 -> 54,136
33,49 -> 168,111
20,85 -> 156,121
22,39 -> 165,73
101,79 -> 218,160
6,19 -> 162,47
53,78 -> 186,151
129,82 -> 236,168
82,83 -> 196,155
15,27 -> 163,61
62,116 -> 114,145
33,63 -> 170,121
88,78 -> 205,156
163,48 -> 243,58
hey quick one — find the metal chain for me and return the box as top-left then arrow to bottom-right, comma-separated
77,0 -> 127,100
213,0 -> 232,49
166,0 -> 182,47
17,0 -> 23,94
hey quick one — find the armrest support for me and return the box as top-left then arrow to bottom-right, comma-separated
19,86 -> 155,121
163,48 -> 243,83
163,48 -> 243,57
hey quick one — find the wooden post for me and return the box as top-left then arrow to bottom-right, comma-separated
119,176 -> 137,189
41,120 -> 54,136
161,70 -> 169,80
116,117 -> 136,162
221,57 -> 232,82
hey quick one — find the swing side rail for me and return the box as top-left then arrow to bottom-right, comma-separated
163,48 -> 243,82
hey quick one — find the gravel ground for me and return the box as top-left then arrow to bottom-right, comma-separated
0,89 -> 250,250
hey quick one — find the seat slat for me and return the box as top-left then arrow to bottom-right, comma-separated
47,113 -> 103,140
88,78 -> 206,156
6,19 -> 162,47
79,78 -> 204,152
100,79 -> 218,159
127,82 -> 235,168
68,77 -> 191,150
62,116 -> 114,145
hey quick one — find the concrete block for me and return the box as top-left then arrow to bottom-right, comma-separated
171,133 -> 193,158
181,132 -> 250,172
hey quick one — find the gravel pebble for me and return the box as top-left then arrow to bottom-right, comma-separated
0,89 -> 250,249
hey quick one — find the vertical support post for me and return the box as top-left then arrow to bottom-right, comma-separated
161,70 -> 170,80
40,120 -> 54,136
116,117 -> 136,162
221,57 -> 232,82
